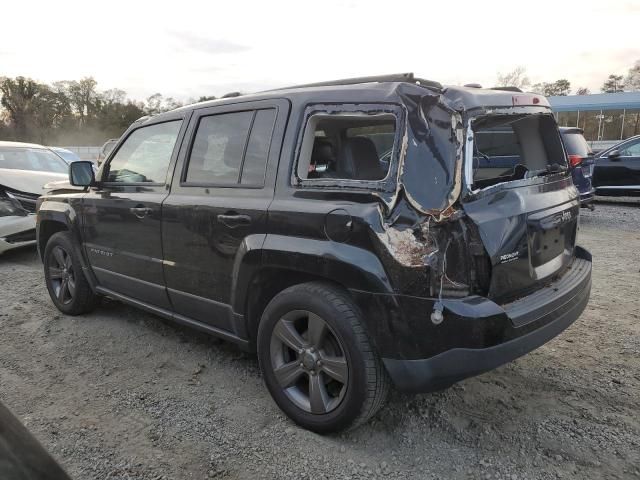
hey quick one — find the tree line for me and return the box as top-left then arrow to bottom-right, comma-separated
0,76 -> 216,146
496,59 -> 640,96
3,61 -> 640,146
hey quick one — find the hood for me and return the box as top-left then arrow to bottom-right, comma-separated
0,168 -> 68,196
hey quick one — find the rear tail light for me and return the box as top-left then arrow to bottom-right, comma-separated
568,154 -> 583,167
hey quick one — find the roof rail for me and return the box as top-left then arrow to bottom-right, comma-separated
267,73 -> 442,92
133,115 -> 152,123
222,91 -> 242,98
491,86 -> 523,93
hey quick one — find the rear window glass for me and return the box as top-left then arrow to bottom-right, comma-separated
561,132 -> 592,157
471,114 -> 566,190
474,130 -> 520,157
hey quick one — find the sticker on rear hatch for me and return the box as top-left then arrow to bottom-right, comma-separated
499,251 -> 520,264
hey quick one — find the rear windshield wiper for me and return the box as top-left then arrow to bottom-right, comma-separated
526,163 -> 567,178
547,162 -> 567,173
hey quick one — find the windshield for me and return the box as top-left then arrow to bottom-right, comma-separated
0,147 -> 68,174
470,113 -> 567,190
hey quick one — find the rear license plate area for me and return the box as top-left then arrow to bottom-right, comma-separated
527,208 -> 578,270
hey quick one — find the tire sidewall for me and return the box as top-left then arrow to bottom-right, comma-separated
44,232 -> 85,315
257,285 -> 368,433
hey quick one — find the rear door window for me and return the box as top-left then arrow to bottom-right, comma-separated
240,109 -> 276,185
184,108 -> 276,187
471,114 -> 565,190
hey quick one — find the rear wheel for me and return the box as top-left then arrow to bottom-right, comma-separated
257,282 -> 389,433
44,231 -> 99,315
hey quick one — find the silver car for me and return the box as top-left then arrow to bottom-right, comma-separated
0,141 -> 68,254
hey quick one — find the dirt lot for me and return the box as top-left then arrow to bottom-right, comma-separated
1,200 -> 639,480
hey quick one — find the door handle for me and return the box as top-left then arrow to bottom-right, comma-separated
217,213 -> 252,228
129,206 -> 153,218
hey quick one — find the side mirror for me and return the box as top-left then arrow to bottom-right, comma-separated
608,149 -> 621,159
69,161 -> 96,187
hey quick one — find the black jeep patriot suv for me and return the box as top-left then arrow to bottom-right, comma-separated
37,73 -> 592,433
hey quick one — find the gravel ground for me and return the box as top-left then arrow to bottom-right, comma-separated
1,200 -> 639,480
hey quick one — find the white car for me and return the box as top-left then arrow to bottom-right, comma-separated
0,141 -> 68,254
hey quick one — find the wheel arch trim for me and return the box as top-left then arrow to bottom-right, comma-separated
37,203 -> 97,290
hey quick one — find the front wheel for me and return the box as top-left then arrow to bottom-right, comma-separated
257,282 -> 389,433
44,231 -> 99,315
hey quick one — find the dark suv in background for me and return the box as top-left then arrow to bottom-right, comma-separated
559,127 -> 595,208
593,134 -> 640,195
37,74 -> 592,433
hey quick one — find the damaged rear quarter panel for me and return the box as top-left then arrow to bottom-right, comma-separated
283,84 -> 470,299
396,83 -> 464,219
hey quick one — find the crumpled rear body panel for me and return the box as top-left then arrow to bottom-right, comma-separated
395,84 -> 463,218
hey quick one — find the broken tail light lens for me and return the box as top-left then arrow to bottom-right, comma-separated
567,154 -> 583,168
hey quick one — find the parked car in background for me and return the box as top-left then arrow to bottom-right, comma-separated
37,74 -> 591,433
559,127 -> 595,208
49,146 -> 82,164
593,135 -> 640,195
0,141 -> 67,254
96,138 -> 119,165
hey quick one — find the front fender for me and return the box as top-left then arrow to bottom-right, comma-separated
37,198 -> 78,256
37,196 -> 97,290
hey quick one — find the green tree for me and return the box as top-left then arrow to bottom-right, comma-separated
30,85 -> 66,143
0,75 -> 209,145
601,74 -> 624,93
0,76 -> 41,140
531,79 -> 571,96
145,93 -> 183,114
145,93 -> 164,115
97,97 -> 145,137
495,66 -> 531,90
67,77 -> 100,126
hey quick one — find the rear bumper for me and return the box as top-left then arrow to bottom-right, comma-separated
579,190 -> 595,206
378,247 -> 592,393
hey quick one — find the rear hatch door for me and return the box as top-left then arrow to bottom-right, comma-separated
463,112 -> 580,303
463,176 -> 579,303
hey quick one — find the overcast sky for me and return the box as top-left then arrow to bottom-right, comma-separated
1,0 -> 638,101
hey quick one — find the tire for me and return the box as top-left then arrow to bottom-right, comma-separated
44,231 -> 99,315
257,282 -> 389,433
